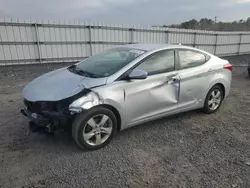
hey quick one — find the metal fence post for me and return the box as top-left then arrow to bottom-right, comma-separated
129,28 -> 134,44
193,32 -> 196,47
34,23 -> 42,63
88,25 -> 93,56
2,20 -> 250,66
214,33 -> 218,55
165,30 -> 169,43
238,33 -> 242,55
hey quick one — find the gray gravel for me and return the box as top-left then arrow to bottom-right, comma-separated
0,55 -> 250,188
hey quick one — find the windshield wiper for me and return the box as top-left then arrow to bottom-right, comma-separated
76,70 -> 100,78
68,65 -> 100,78
68,64 -> 78,72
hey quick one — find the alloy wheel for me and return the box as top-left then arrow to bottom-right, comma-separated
83,114 -> 113,146
208,89 -> 222,111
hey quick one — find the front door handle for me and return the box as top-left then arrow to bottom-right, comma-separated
167,77 -> 179,84
167,73 -> 178,79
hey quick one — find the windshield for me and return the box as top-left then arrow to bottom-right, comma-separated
71,47 -> 146,78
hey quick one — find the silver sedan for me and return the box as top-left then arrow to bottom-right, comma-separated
21,44 -> 232,150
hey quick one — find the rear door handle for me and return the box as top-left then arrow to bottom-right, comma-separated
208,68 -> 213,72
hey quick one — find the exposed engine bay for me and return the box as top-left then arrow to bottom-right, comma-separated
21,89 -> 92,133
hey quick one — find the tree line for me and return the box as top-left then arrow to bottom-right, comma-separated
161,18 -> 250,31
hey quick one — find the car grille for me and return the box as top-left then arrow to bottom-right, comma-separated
24,99 -> 54,112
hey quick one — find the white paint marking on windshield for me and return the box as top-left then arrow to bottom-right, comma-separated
129,49 -> 145,55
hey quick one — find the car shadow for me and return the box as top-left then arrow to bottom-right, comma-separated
119,109 -> 204,135
23,109 -> 206,153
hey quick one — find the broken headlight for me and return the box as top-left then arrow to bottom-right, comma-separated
69,92 -> 101,112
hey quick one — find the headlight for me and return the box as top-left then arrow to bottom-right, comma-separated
69,92 -> 101,112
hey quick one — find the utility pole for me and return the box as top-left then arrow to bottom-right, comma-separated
215,16 -> 217,23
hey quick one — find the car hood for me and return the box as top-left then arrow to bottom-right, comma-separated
23,67 -> 107,102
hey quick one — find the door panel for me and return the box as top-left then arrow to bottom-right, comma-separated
125,71 -> 179,125
177,50 -> 209,109
178,66 -> 207,108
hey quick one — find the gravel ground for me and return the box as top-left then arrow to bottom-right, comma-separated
0,55 -> 250,188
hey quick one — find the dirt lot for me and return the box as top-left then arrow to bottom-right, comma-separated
0,55 -> 250,188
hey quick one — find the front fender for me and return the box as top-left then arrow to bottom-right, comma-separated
101,98 -> 126,129
70,87 -> 127,130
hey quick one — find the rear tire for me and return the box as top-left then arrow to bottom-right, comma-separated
203,85 -> 223,114
72,107 -> 117,150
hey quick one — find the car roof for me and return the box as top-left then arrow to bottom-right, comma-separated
123,43 -> 200,52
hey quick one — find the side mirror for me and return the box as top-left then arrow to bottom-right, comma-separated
128,68 -> 148,79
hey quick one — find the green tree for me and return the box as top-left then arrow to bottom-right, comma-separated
167,17 -> 250,31
180,19 -> 199,29
246,17 -> 250,25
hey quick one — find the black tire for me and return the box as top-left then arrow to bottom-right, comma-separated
203,85 -> 224,114
72,107 -> 117,150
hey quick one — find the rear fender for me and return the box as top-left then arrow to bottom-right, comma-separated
205,73 -> 231,99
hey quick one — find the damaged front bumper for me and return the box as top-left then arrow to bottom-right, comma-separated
21,108 -> 50,126
20,106 -> 73,133
20,90 -> 94,133
21,108 -> 52,132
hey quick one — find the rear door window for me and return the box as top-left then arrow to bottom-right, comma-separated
178,50 -> 206,69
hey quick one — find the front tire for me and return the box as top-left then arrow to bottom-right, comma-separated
72,107 -> 117,150
203,85 -> 223,114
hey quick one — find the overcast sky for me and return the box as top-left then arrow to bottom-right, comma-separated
0,0 -> 250,25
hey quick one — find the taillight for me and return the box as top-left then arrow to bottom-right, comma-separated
223,64 -> 233,71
